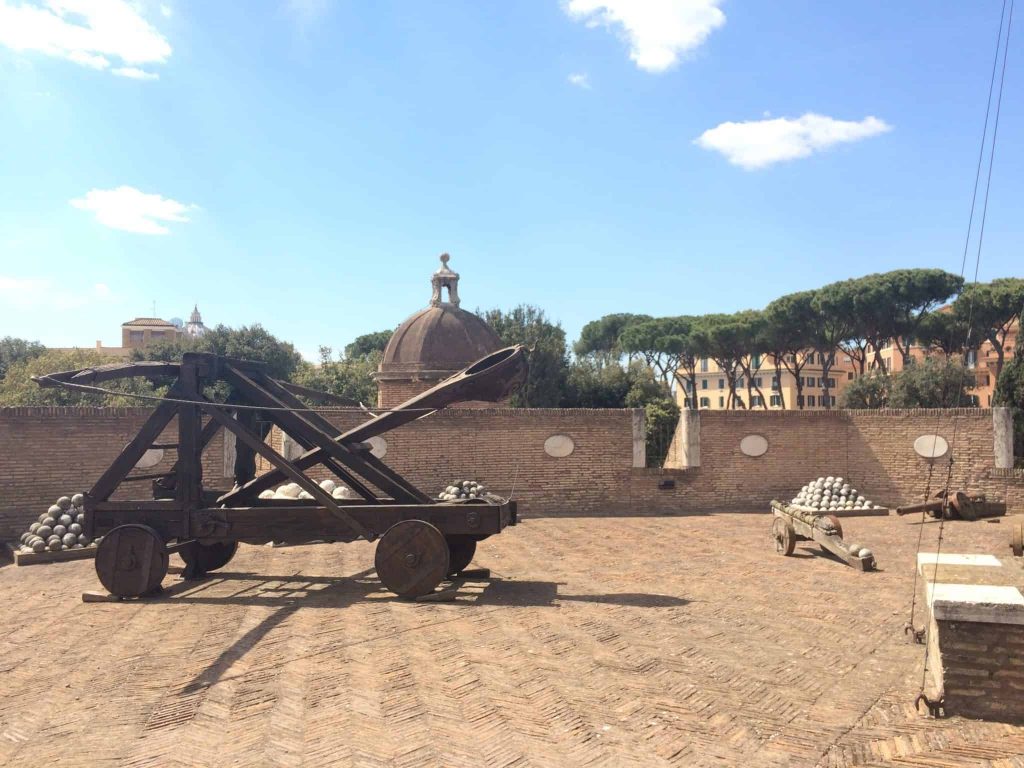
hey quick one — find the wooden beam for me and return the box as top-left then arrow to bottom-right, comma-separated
89,394 -> 180,501
200,400 -> 373,542
221,366 -> 426,504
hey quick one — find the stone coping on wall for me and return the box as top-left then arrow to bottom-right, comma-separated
918,552 -> 1024,625
698,407 -> 994,418
0,406 -> 640,417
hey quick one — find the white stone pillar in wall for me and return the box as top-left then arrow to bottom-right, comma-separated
679,409 -> 701,468
632,409 -> 646,468
993,407 -> 1013,470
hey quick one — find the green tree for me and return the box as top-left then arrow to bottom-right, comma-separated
809,280 -> 859,409
690,313 -> 749,409
293,347 -> 380,405
881,268 -> 964,365
955,278 -> 1024,378
839,371 -> 890,408
344,330 -> 393,359
888,357 -> 973,408
914,310 -> 970,358
763,290 -> 817,409
562,358 -> 634,408
0,349 -> 162,406
478,305 -> 567,407
995,332 -> 1024,462
131,324 -> 303,381
574,313 -> 652,363
0,336 -> 46,380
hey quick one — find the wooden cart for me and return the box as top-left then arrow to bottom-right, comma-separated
34,346 -> 528,599
770,500 -> 877,571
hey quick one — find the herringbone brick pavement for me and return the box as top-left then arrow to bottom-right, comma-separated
1,513 -> 1023,767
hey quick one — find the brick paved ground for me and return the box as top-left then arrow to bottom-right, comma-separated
1,512 -> 1023,767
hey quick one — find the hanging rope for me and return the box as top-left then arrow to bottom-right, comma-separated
909,0 -> 1015,714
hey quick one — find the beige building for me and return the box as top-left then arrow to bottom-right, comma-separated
876,317 -> 1018,407
676,352 -> 857,411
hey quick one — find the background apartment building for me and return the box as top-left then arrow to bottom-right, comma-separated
676,353 -> 856,411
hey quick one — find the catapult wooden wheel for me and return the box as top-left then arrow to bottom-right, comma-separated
771,516 -> 796,556
375,520 -> 450,598
445,535 -> 477,576
1011,523 -> 1024,559
95,524 -> 169,598
180,540 -> 238,576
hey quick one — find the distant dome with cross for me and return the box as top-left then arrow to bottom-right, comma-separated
375,253 -> 502,406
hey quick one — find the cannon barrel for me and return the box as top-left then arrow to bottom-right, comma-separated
339,345 -> 529,444
895,500 -> 944,516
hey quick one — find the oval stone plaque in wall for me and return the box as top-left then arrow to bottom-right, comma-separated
367,436 -> 388,458
134,447 -> 164,469
914,434 -> 949,460
544,434 -> 575,458
739,434 -> 769,458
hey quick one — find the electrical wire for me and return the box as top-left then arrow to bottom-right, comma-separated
912,0 -> 1014,706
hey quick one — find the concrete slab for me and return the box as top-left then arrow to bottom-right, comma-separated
927,582 -> 1024,625
917,552 -> 1003,569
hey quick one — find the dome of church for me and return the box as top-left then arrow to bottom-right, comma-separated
378,254 -> 501,378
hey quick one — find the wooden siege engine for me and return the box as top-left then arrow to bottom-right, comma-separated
34,346 -> 528,599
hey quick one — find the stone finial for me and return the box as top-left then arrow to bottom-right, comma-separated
430,252 -> 461,307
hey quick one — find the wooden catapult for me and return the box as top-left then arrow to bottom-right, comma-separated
35,346 -> 528,599
769,500 -> 877,571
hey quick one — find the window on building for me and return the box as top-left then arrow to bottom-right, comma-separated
150,331 -> 166,340
807,395 -> 816,406
826,377 -> 836,388
965,349 -> 977,368
718,396 -> 725,407
770,394 -> 782,407
754,377 -> 763,387
848,372 -> 854,380
751,395 -> 763,407
982,374 -> 990,386
718,379 -> 725,389
830,396 -> 836,406
771,376 -> 780,390
699,397 -> 710,408
683,397 -> 691,408
752,354 -> 762,369
797,395 -> 804,407
736,376 -> 744,389
700,358 -> 709,372
129,330 -> 144,344
702,379 -> 708,390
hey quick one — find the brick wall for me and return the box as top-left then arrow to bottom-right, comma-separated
1,405 -> 1020,542
935,619 -> 1024,723
0,407 -> 227,541
266,408 -> 638,517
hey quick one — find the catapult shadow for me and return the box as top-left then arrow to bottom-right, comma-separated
158,567 -> 689,610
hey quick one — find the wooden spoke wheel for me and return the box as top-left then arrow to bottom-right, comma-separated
771,516 -> 796,556
181,540 -> 238,575
375,520 -> 450,598
1011,523 -> 1024,559
445,535 -> 477,576
821,515 -> 843,553
95,524 -> 169,598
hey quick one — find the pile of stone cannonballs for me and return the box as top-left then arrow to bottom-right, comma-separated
438,480 -> 486,501
257,479 -> 358,501
17,494 -> 100,555
791,476 -> 879,511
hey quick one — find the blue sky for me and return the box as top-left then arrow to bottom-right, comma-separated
1,0 -> 1021,360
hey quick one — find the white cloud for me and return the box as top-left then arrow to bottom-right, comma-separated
112,66 -> 158,80
564,0 -> 725,73
70,186 -> 195,235
694,113 -> 893,170
159,3 -> 171,18
0,275 -> 115,309
0,0 -> 171,78
568,72 -> 590,88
